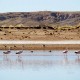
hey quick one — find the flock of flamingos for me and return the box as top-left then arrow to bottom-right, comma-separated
2,46 -> 80,57
63,50 -> 80,55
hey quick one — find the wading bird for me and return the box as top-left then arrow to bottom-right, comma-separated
75,51 -> 80,54
16,46 -> 23,57
3,47 -> 11,55
75,51 -> 80,59
16,50 -> 23,57
63,50 -> 68,56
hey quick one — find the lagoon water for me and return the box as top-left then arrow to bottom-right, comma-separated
0,50 -> 80,80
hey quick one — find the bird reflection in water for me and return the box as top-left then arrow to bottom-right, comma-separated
16,56 -> 24,69
3,55 -> 11,62
75,57 -> 80,65
63,55 -> 69,65
0,55 -> 80,69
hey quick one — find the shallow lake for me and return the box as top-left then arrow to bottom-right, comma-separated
0,50 -> 80,80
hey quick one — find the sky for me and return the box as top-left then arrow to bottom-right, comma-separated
0,0 -> 80,13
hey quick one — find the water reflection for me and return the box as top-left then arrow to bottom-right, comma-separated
0,50 -> 80,80
0,54 -> 79,69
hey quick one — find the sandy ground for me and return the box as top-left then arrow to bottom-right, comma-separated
0,29 -> 80,50
0,29 -> 80,40
0,44 -> 80,50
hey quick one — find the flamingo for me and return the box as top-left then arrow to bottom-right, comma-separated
3,50 -> 11,54
16,50 -> 23,57
63,50 -> 68,53
16,51 -> 23,54
16,50 -> 23,55
63,50 -> 68,56
16,46 -> 23,57
75,51 -> 80,54
3,47 -> 11,55
75,51 -> 80,59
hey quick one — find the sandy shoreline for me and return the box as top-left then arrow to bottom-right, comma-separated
0,40 -> 80,44
0,29 -> 80,50
0,44 -> 80,50
0,40 -> 79,50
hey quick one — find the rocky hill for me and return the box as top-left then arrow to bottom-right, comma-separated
0,11 -> 80,27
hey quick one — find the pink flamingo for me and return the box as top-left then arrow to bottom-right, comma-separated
63,50 -> 68,56
75,51 -> 80,54
75,51 -> 80,59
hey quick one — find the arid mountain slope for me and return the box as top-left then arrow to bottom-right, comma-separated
0,11 -> 80,27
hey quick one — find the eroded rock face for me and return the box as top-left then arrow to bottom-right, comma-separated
0,11 -> 80,27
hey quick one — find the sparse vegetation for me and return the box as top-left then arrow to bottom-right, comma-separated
0,11 -> 80,40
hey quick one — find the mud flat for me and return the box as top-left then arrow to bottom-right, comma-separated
0,40 -> 80,50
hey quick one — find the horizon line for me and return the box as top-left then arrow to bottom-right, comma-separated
0,10 -> 80,13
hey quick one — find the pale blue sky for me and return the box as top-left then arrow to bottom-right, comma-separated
0,0 -> 80,12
